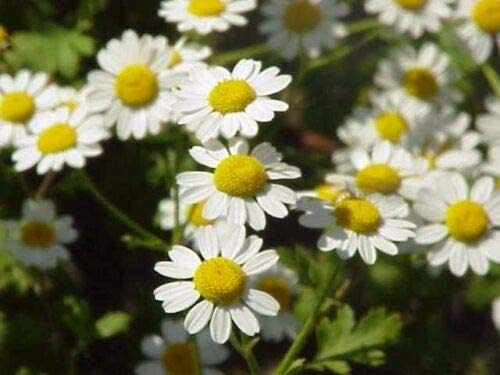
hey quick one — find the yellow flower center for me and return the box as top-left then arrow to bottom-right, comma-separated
37,123 -> 77,155
0,91 -> 35,123
208,79 -> 256,114
168,50 -> 183,68
62,100 -> 79,112
162,342 -> 197,375
314,183 -> 344,203
214,155 -> 268,197
283,0 -> 322,33
403,67 -> 438,100
355,164 -> 401,195
445,200 -> 488,243
335,198 -> 382,234
186,201 -> 213,227
256,276 -> 291,310
194,257 -> 246,305
394,0 -> 425,10
374,111 -> 408,143
472,0 -> 500,33
21,220 -> 55,248
115,64 -> 158,107
188,0 -> 226,16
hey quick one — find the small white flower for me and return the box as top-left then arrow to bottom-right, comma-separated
455,0 -> 500,63
0,70 -> 58,148
154,227 -> 280,344
175,59 -> 291,141
249,263 -> 300,342
1,199 -> 77,270
154,36 -> 212,74
176,138 -> 301,231
12,107 -> 108,174
159,0 -> 256,35
86,30 -> 181,140
136,319 -> 229,375
374,43 -> 462,109
365,0 -> 453,38
55,86 -> 93,113
298,192 -> 415,264
259,0 -> 348,60
492,296 -> 500,332
414,172 -> 500,276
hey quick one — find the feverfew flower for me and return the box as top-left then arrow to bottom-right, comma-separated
0,70 -> 58,148
154,227 -> 280,344
414,173 -> 500,276
250,263 -> 300,342
259,0 -> 348,60
159,0 -> 256,35
87,30 -> 180,140
374,43 -> 462,109
176,138 -> 301,231
455,0 -> 500,63
365,0 -> 453,38
2,199 -> 77,270
56,86 -> 91,113
298,192 -> 415,264
12,107 -> 108,174
176,59 -> 291,141
136,319 -> 229,375
154,36 -> 212,74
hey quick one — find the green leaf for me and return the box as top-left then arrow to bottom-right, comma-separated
95,311 -> 131,339
322,360 -> 351,374
56,295 -> 93,344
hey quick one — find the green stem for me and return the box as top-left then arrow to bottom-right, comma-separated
273,260 -> 341,375
229,333 -> 261,375
346,18 -> 380,34
79,170 -> 166,249
482,62 -> 500,97
209,44 -> 268,65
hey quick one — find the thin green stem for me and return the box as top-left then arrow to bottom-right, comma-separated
229,333 -> 261,375
79,170 -> 166,249
273,260 -> 341,375
482,62 -> 500,97
346,18 -> 380,34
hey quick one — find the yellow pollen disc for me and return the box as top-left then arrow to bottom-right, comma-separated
472,0 -> 500,33
168,50 -> 182,68
394,0 -> 425,10
37,123 -> 77,155
208,79 -> 256,114
445,200 -> 488,243
335,198 -> 381,234
188,0 -> 226,16
21,220 -> 55,248
186,201 -> 213,227
115,64 -> 158,107
403,67 -> 438,100
256,276 -> 291,310
62,100 -> 79,113
162,342 -> 197,375
194,257 -> 246,305
314,183 -> 344,203
283,0 -> 322,33
355,164 -> 401,195
0,91 -> 35,123
214,155 -> 267,197
374,111 -> 408,143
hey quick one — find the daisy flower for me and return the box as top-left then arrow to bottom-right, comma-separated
12,107 -> 108,174
0,70 -> 58,148
250,263 -> 300,342
176,138 -> 301,231
56,86 -> 92,113
365,0 -> 453,38
1,199 -> 77,270
414,172 -> 500,276
374,43 -> 462,109
297,192 -> 415,264
297,182 -> 346,205
136,319 -> 229,375
455,0 -> 500,63
86,30 -> 181,140
175,59 -> 291,141
153,36 -> 211,74
328,141 -> 427,201
158,0 -> 256,35
153,226 -> 280,344
259,0 -> 349,60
